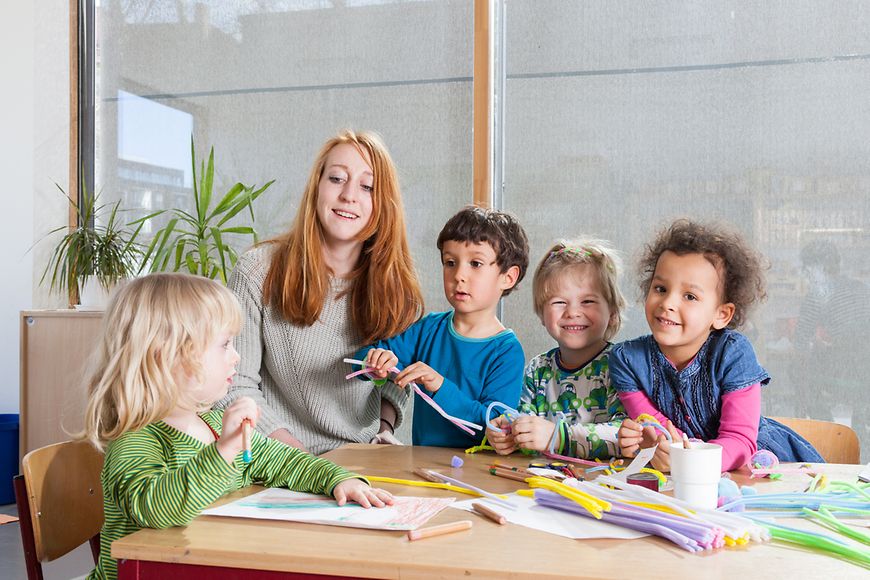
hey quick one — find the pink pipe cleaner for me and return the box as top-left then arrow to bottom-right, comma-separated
344,359 -> 482,436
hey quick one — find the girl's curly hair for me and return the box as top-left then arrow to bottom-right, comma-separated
638,218 -> 767,329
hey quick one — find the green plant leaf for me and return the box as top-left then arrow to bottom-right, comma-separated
220,226 -> 256,235
210,227 -> 228,284
185,252 -> 198,275
209,182 -> 246,218
200,146 -> 215,223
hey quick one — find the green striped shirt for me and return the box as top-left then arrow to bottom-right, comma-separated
88,410 -> 359,580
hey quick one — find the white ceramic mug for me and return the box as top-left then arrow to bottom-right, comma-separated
670,442 -> 722,510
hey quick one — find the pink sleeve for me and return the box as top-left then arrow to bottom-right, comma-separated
617,391 -> 684,437
710,383 -> 761,471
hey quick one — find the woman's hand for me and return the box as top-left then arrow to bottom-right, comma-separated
217,397 -> 259,464
365,348 -> 399,379
511,415 -> 557,453
486,416 -> 516,455
333,479 -> 394,508
393,362 -> 444,393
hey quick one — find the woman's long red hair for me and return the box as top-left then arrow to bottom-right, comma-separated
263,130 -> 423,344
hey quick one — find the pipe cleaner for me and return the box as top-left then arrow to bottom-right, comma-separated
802,506 -> 870,546
485,401 -> 520,433
362,475 -> 483,498
753,518 -> 870,569
425,470 -> 515,509
635,413 -> 673,442
344,358 -> 482,435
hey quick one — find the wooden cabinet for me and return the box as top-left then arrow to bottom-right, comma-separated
19,310 -> 103,459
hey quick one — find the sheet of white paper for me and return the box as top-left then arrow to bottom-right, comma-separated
203,489 -> 454,531
450,494 -> 646,540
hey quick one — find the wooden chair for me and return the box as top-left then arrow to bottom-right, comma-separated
770,416 -> 861,464
13,440 -> 104,580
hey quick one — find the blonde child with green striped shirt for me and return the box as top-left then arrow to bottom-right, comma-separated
82,273 -> 392,580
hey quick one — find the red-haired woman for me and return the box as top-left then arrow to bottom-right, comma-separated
218,130 -> 423,454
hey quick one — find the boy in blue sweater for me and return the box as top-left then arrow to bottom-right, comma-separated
358,205 -> 529,447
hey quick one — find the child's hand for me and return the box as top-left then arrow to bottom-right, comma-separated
486,416 -> 516,455
647,421 -> 683,472
511,415 -> 557,453
217,396 -> 260,464
393,362 -> 444,393
365,348 -> 399,379
332,479 -> 394,508
617,418 -> 644,457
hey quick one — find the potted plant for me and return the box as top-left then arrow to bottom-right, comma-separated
138,138 -> 273,283
39,182 -> 148,309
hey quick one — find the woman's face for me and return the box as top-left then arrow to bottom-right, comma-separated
315,143 -> 374,248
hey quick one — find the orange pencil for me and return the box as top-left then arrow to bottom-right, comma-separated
471,502 -> 506,525
407,520 -> 473,541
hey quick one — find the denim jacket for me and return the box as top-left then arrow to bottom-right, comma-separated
610,329 -> 823,463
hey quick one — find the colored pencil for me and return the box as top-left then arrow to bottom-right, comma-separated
407,520 -> 473,541
489,467 -> 529,483
413,467 -> 442,483
241,419 -> 252,463
491,461 -> 533,475
472,502 -> 506,525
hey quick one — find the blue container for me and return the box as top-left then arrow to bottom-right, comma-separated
0,414 -> 19,505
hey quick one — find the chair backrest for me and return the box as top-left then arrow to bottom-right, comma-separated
769,416 -> 861,464
19,440 -> 104,562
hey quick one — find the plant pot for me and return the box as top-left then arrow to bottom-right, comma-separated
77,277 -> 110,311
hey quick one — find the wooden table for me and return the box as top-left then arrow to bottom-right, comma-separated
113,444 -> 868,579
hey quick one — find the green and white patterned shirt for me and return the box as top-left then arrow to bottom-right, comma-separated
518,345 -> 625,460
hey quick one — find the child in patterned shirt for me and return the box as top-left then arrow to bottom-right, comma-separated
487,239 -> 627,459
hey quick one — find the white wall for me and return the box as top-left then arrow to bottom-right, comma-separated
0,1 -> 69,413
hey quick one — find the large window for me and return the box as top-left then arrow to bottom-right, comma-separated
501,1 -> 870,459
86,1 -> 869,459
93,0 -> 473,310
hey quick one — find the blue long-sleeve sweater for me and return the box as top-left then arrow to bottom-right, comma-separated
357,311 -> 525,448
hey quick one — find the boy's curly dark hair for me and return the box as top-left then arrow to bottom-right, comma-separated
638,218 -> 767,329
437,205 -> 530,297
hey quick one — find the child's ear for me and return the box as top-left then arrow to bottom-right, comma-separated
499,265 -> 521,292
712,302 -> 736,330
608,310 -> 619,333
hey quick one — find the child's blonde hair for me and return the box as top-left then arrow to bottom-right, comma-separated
82,273 -> 242,450
532,239 -> 626,341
